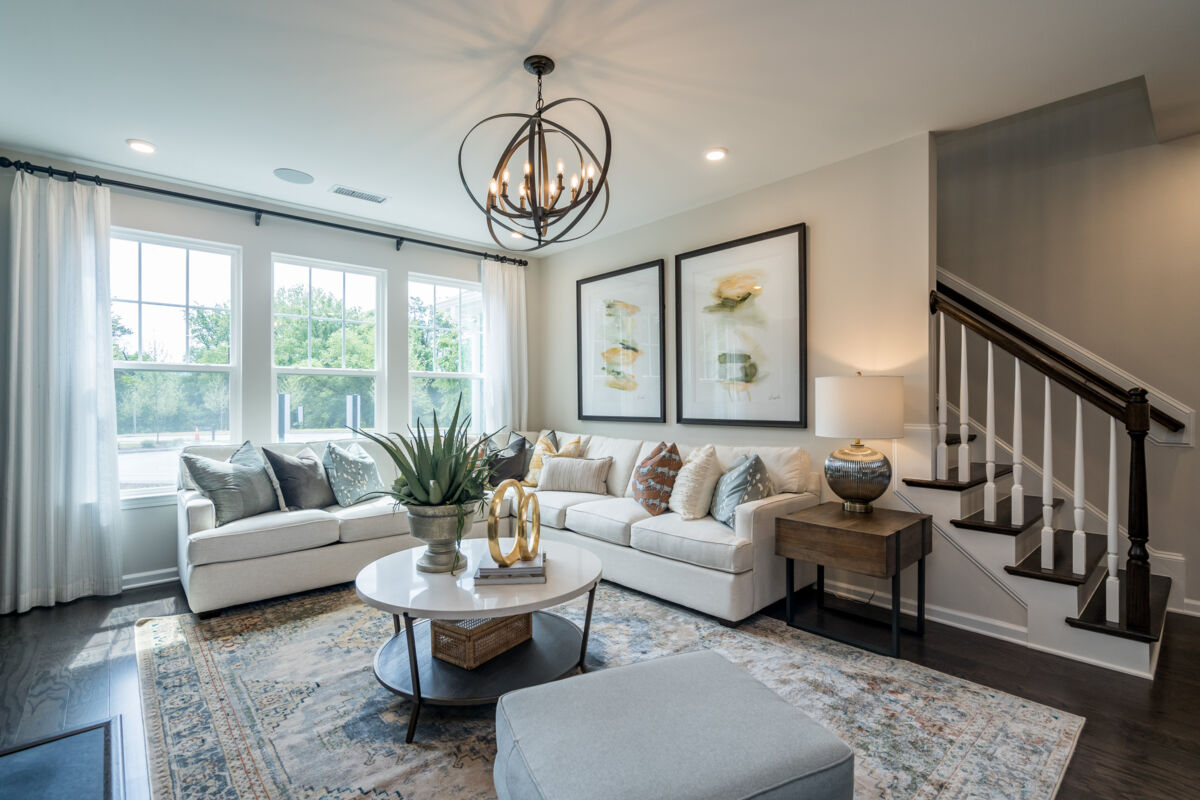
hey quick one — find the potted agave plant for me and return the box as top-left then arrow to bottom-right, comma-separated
356,396 -> 491,574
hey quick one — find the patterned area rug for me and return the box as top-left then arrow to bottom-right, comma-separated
136,583 -> 1082,799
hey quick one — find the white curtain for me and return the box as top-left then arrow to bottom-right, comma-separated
1,172 -> 122,613
482,260 -> 528,433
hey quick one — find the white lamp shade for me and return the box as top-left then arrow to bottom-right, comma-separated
814,375 -> 905,439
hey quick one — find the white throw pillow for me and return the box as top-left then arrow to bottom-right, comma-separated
668,444 -> 722,520
538,456 -> 613,495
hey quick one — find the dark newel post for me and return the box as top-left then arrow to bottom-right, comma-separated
1125,388 -> 1151,631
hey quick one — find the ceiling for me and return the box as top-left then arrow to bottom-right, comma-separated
3,0 -> 1199,255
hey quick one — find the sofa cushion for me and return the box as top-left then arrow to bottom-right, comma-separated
529,490 -> 607,529
323,442 -> 387,507
710,454 -> 775,527
564,497 -> 651,547
538,456 -> 612,494
630,512 -> 753,573
631,442 -> 683,516
182,442 -> 284,526
187,509 -> 339,566
328,497 -> 408,543
493,650 -> 854,800
263,446 -> 337,510
582,436 -> 646,497
712,444 -> 810,495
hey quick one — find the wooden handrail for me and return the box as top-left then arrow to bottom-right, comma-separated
931,286 -> 1185,433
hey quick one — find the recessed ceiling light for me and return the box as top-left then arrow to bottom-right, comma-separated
705,147 -> 727,161
127,139 -> 156,154
274,167 -> 314,185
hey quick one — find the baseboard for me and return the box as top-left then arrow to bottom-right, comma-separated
1178,598 -> 1200,618
122,567 -> 179,590
1025,640 -> 1155,680
821,577 -> 1029,647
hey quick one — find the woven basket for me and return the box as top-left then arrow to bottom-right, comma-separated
431,613 -> 533,669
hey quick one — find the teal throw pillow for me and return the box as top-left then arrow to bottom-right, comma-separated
323,441 -> 386,507
710,454 -> 774,527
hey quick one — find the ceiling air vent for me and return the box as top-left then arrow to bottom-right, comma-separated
330,184 -> 389,204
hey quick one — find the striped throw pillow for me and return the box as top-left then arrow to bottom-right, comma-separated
522,432 -> 582,487
632,442 -> 683,515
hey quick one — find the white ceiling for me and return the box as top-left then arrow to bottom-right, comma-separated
3,0 -> 1199,254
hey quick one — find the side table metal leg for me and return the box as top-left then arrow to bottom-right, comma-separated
402,612 -> 422,744
917,556 -> 926,636
816,564 -> 825,611
890,572 -> 901,657
785,558 -> 795,624
578,583 -> 597,672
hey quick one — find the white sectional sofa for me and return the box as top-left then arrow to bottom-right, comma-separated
176,433 -> 821,623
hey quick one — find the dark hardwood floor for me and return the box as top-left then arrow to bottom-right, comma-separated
2,582 -> 1198,799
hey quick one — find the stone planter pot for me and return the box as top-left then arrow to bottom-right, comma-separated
407,504 -> 468,573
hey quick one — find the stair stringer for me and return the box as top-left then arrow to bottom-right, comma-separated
896,482 -> 1160,678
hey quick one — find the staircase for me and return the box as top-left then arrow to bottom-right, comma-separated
897,283 -> 1181,677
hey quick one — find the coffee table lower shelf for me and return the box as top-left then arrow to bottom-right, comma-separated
374,607 -> 592,743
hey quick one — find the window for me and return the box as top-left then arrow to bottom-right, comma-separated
111,232 -> 239,496
272,256 -> 383,440
408,275 -> 484,430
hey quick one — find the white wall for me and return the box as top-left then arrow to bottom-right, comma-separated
0,149 -> 521,584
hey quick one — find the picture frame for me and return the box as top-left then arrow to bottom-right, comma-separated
576,260 -> 666,422
675,223 -> 807,427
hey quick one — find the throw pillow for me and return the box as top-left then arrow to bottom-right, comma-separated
182,441 -> 284,526
537,456 -> 613,494
486,431 -> 528,487
522,431 -> 582,487
323,442 -> 387,507
667,444 -> 722,520
263,446 -> 337,510
710,454 -> 775,527
632,442 -> 683,516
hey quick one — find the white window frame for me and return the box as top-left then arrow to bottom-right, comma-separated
111,227 -> 243,500
270,253 -> 387,441
407,272 -> 485,430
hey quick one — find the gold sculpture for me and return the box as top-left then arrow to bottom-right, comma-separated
487,479 -> 541,567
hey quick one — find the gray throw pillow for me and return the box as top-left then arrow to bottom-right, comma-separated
182,441 -> 284,526
710,454 -> 775,527
263,446 -> 336,510
487,432 -> 528,487
323,441 -> 386,507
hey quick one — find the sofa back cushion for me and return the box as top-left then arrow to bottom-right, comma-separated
582,435 -> 646,496
631,442 -> 683,516
182,441 -> 284,526
323,442 -> 387,507
263,446 -> 337,510
538,456 -> 612,495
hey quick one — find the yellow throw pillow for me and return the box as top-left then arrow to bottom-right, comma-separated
522,434 -> 582,486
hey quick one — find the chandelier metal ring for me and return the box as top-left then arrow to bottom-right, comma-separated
458,56 -> 612,251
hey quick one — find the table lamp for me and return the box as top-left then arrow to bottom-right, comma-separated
815,374 -> 905,513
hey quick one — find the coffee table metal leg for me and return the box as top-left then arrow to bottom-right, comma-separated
392,614 -> 400,635
578,583 -> 597,672
402,612 -> 422,743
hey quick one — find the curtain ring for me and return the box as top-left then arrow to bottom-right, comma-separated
69,171 -> 78,183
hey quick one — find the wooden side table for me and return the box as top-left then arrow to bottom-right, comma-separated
775,502 -> 932,657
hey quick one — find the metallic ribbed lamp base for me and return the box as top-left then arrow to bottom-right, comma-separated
824,442 -> 892,513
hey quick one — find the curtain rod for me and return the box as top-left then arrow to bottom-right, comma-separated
0,156 -> 528,267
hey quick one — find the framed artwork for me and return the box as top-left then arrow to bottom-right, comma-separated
675,223 -> 807,427
577,260 -> 666,422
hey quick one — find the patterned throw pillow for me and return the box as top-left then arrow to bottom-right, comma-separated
522,431 -> 582,487
632,442 -> 683,516
710,454 -> 775,527
323,442 -> 386,507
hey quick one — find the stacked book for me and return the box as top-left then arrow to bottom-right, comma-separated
474,552 -> 547,585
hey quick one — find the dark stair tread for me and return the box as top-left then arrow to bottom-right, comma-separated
952,496 -> 1064,535
1066,571 -> 1171,644
902,462 -> 1013,491
944,432 -> 978,446
1004,529 -> 1106,586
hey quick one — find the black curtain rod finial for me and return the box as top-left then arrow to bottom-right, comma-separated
254,211 -> 263,227
396,237 -> 405,251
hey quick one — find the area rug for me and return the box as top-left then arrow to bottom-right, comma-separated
136,583 -> 1082,800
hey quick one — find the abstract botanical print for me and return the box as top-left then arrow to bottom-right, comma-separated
600,299 -> 641,391
703,271 -> 768,400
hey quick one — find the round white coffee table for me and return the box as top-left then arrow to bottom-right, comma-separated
355,538 -> 602,743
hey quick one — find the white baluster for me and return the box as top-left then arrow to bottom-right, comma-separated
936,313 -> 948,480
984,343 -> 996,521
1105,416 -> 1120,623
1011,361 -> 1024,523
958,326 -> 970,478
1041,377 -> 1055,570
1072,396 -> 1086,574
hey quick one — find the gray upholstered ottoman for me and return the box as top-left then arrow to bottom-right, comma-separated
493,650 -> 854,800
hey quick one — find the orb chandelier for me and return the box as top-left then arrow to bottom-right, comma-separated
458,55 -> 611,251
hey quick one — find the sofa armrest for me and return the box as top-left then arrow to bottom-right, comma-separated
178,489 -> 215,536
735,492 -> 821,613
